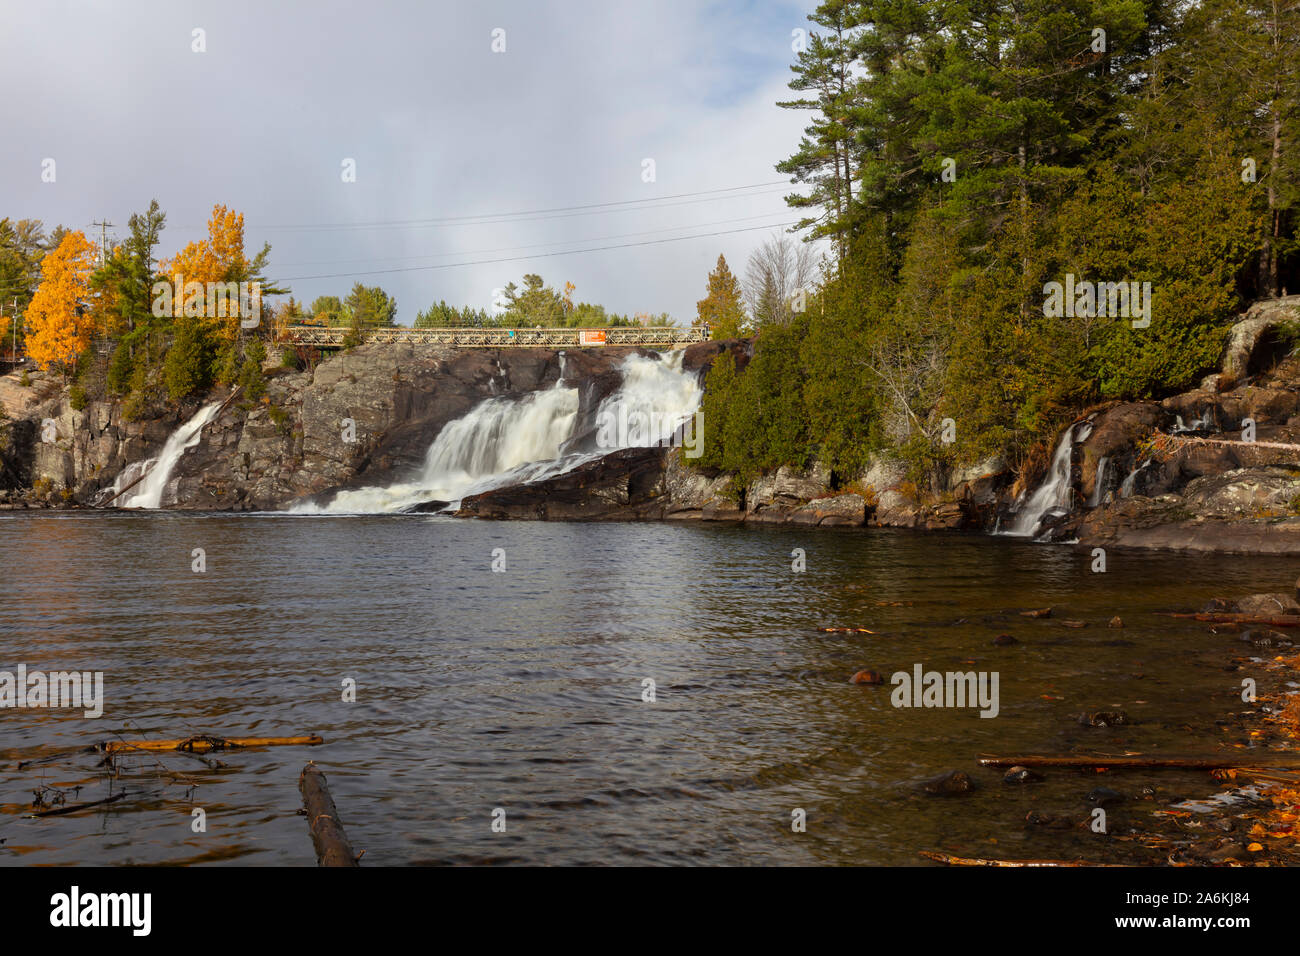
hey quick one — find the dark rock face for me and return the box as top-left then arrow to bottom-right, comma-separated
3,343 -> 695,511
457,446 -> 673,521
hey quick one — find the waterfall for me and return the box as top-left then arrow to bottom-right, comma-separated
1120,459 -> 1151,498
1003,421 -> 1091,537
1087,456 -> 1110,508
100,402 -> 222,509
294,351 -> 702,515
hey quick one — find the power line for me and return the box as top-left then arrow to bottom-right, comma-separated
273,210 -> 795,269
278,220 -> 800,283
256,180 -> 790,232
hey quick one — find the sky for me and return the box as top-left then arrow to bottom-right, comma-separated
0,0 -> 823,325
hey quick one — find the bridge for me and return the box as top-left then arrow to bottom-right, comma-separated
281,325 -> 708,349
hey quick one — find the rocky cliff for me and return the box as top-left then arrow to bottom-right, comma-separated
0,339 -> 742,511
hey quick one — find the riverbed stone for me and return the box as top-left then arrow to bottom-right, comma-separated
921,770 -> 976,796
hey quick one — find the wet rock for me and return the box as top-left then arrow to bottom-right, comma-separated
1204,841 -> 1251,863
1087,786 -> 1124,807
1235,592 -> 1300,616
1077,710 -> 1129,727
458,446 -> 670,521
1239,628 -> 1294,648
1202,597 -> 1234,614
746,462 -> 830,515
1003,766 -> 1043,785
789,493 -> 868,528
1025,809 -> 1072,829
850,669 -> 884,685
1021,608 -> 1052,619
1061,619 -> 1088,628
921,770 -> 976,796
1108,616 -> 1124,628
992,633 -> 1019,646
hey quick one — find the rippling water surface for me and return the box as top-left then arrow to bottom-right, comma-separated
1,514 -> 1292,865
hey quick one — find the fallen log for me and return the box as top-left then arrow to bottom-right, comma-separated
1193,612 -> 1300,627
978,753 -> 1300,770
98,463 -> 154,507
299,763 -> 359,867
921,850 -> 1120,867
100,734 -> 324,755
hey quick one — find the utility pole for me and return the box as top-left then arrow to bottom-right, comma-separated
91,219 -> 114,266
10,297 -> 17,364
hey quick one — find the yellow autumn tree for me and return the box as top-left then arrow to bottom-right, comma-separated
25,231 -> 101,373
158,204 -> 251,341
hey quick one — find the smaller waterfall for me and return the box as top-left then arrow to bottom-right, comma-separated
1120,459 -> 1151,498
1004,421 -> 1091,537
101,403 -> 222,509
1087,456 -> 1110,508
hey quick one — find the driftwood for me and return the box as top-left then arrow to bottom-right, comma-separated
27,791 -> 128,818
299,763 -> 359,867
1193,612 -> 1300,627
978,753 -> 1300,770
921,850 -> 1120,867
101,734 -> 324,755
98,463 -> 154,506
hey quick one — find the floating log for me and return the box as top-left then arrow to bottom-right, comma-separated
27,791 -> 128,818
101,734 -> 324,755
299,763 -> 359,867
1193,612 -> 1300,627
921,850 -> 1120,867
977,753 -> 1300,770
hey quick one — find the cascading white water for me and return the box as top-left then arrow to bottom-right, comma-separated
103,403 -> 222,509
1087,455 -> 1110,508
1120,459 -> 1151,498
294,351 -> 702,515
1004,421 -> 1091,537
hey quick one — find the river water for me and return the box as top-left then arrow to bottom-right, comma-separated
0,514 -> 1291,865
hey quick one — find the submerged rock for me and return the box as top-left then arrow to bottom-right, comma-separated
1077,710 -> 1129,727
992,633 -> 1019,646
850,669 -> 884,685
1239,628 -> 1294,648
921,770 -> 976,796
1004,766 -> 1044,785
1087,786 -> 1124,807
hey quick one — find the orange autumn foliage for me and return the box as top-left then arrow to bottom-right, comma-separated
158,204 -> 251,339
25,231 -> 101,371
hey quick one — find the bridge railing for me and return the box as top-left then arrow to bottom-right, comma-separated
280,325 -> 707,348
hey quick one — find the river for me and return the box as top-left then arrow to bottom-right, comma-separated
0,513 -> 1289,865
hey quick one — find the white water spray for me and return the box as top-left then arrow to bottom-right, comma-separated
295,351 -> 702,514
101,403 -> 222,509
1003,421 -> 1091,537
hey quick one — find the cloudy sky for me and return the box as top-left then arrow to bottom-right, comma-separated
1,0 -> 822,324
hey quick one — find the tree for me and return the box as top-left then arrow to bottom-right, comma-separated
309,295 -> 347,326
343,283 -> 397,328
695,254 -> 748,338
25,231 -> 100,373
158,204 -> 285,340
501,274 -> 566,326
743,234 -> 819,326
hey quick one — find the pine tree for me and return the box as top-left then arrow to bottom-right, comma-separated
695,254 -> 747,338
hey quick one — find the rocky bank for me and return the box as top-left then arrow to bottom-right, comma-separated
6,297 -> 1300,556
